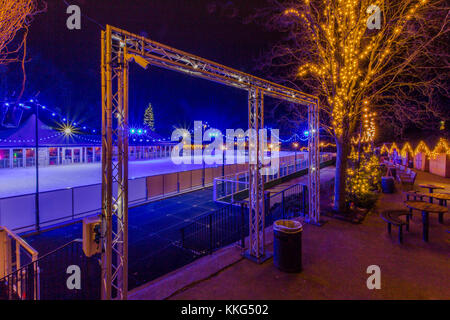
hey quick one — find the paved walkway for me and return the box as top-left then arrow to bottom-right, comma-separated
131,168 -> 449,300
265,166 -> 335,194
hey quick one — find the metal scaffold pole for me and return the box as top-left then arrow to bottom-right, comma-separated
101,25 -> 129,300
307,102 -> 321,225
245,88 -> 269,263
101,28 -> 112,300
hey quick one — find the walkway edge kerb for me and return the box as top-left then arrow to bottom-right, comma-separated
128,243 -> 245,300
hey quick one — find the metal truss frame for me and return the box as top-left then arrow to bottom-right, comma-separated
101,27 -> 129,300
307,103 -> 320,224
101,25 -> 320,299
247,88 -> 266,262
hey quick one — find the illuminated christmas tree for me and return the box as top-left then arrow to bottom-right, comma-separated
144,103 -> 155,131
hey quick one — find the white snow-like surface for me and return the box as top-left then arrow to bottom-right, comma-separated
0,152 -> 298,198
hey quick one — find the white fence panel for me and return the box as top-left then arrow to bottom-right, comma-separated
74,184 -> 102,216
0,195 -> 36,230
129,178 -> 147,204
39,189 -> 72,224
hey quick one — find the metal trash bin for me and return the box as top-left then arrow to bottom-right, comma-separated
273,220 -> 303,273
381,176 -> 395,193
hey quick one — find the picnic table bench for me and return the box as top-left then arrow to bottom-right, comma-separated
380,210 -> 410,243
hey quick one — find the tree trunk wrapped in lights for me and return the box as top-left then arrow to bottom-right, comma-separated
257,0 -> 449,212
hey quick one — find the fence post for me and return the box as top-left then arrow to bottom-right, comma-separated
295,184 -> 300,218
209,214 -> 213,255
302,184 -> 307,216
0,229 -> 12,278
180,228 -> 185,249
264,191 -> 271,227
265,191 -> 271,216
295,152 -> 297,171
202,161 -> 205,187
281,191 -> 285,219
240,202 -> 245,249
72,188 -> 75,219
231,180 -> 234,204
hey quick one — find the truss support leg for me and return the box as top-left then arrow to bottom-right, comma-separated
307,101 -> 323,226
101,26 -> 129,299
244,88 -> 271,264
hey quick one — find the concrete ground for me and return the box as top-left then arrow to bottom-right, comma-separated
131,168 -> 449,300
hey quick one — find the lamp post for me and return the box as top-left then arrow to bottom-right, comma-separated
219,144 -> 227,196
293,142 -> 299,171
221,144 -> 226,176
35,103 -> 40,231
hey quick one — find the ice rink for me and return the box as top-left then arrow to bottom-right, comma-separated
0,151 -> 297,198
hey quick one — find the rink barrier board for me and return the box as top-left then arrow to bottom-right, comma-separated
0,154 -> 315,232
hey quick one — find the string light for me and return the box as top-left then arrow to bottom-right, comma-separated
380,138 -> 450,160
1,99 -> 172,142
352,103 -> 376,144
283,8 -> 300,17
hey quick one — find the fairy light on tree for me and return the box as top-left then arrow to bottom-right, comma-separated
260,0 -> 449,211
352,101 -> 377,145
347,102 -> 381,209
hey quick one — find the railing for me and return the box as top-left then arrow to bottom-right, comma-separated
213,153 -> 332,204
179,182 -> 309,257
180,203 -> 248,256
0,226 -> 39,300
0,150 -> 174,170
0,239 -> 101,300
265,183 -> 308,226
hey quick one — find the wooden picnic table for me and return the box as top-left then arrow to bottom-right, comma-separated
404,200 -> 448,242
418,184 -> 445,193
403,191 -> 424,201
412,193 -> 450,223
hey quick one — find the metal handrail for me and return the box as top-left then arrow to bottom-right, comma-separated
269,182 -> 306,199
31,239 -> 82,263
0,226 -> 38,260
0,238 -> 84,300
213,156 -> 314,203
0,226 -> 39,300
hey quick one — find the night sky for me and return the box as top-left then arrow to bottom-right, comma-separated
2,0 -> 283,136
